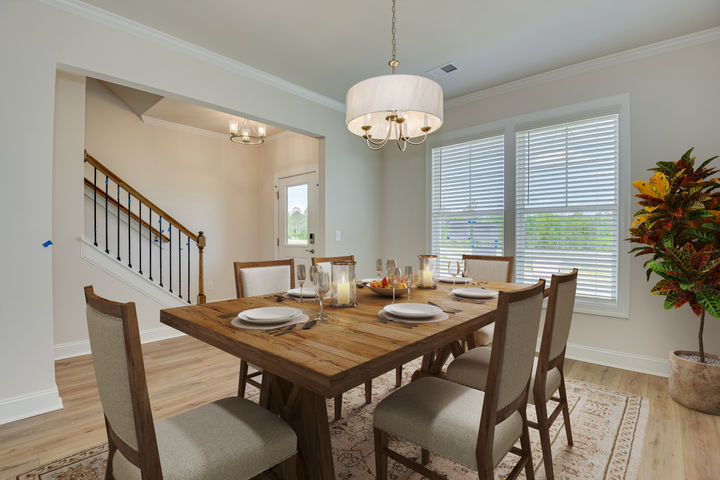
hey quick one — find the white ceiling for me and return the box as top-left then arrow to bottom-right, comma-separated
82,0 -> 720,102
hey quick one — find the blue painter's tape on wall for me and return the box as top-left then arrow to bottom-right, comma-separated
43,240 -> 53,247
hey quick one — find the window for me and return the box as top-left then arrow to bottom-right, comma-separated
515,115 -> 619,301
431,135 -> 504,273
429,96 -> 629,316
286,183 -> 308,245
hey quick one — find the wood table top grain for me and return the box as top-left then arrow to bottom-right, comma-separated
161,281 -> 527,398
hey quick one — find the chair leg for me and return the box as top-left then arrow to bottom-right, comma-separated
281,454 -> 297,480
559,376 -> 574,446
395,366 -> 403,388
374,428 -> 388,480
334,394 -> 343,421
421,448 -> 430,465
238,360 -> 248,397
535,400 -> 554,480
519,409 -> 535,480
365,380 -> 372,404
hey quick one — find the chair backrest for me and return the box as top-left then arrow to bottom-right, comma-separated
312,255 -> 355,280
84,286 -> 162,478
537,269 -> 578,370
462,255 -> 514,283
233,259 -> 295,298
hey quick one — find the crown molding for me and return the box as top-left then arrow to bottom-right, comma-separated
40,0 -> 346,113
445,26 -> 720,108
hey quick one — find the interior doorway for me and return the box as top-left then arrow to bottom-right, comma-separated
276,171 -> 319,275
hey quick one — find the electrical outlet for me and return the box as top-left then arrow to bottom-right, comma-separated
207,281 -> 214,291
335,230 -> 341,241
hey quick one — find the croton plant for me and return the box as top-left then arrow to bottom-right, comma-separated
628,148 -> 720,363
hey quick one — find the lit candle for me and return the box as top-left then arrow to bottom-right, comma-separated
337,282 -> 350,305
422,268 -> 433,287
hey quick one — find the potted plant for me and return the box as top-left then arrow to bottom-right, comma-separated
628,148 -> 720,415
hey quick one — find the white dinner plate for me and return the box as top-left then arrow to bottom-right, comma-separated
231,314 -> 308,330
242,307 -> 302,324
287,287 -> 318,298
378,309 -> 449,324
451,287 -> 499,299
384,303 -> 442,319
438,275 -> 474,284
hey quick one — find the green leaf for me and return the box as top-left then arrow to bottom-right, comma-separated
696,290 -> 720,318
662,230 -> 676,249
666,244 -> 693,273
648,261 -> 679,275
684,229 -> 715,243
646,268 -> 652,282
679,281 -> 694,290
655,161 -> 678,175
664,292 -> 679,310
698,155 -> 719,170
701,223 -> 720,232
689,210 -> 714,220
651,280 -> 680,295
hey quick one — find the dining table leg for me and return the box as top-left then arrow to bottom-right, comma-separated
260,372 -> 335,480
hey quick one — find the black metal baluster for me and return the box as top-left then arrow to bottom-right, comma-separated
148,209 -> 153,281
169,224 -> 173,293
127,192 -> 132,268
159,216 -> 163,287
178,233 -> 182,299
104,177 -> 109,254
93,168 -> 98,246
187,238 -> 191,303
116,185 -> 121,262
138,201 -> 143,275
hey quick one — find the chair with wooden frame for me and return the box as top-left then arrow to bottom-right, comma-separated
462,254 -> 515,346
83,286 -> 297,480
312,255 -> 405,421
446,270 -> 578,480
233,259 -> 295,398
373,280 -> 546,480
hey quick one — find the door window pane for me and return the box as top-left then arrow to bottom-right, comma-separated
286,184 -> 308,245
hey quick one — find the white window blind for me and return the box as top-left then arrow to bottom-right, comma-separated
431,135 -> 504,273
515,114 -> 619,301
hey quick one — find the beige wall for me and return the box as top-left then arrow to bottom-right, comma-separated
381,39 -> 720,373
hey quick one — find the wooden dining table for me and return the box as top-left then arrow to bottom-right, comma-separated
160,281 -> 529,479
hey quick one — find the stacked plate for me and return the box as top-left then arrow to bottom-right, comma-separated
378,303 -> 448,324
231,306 -> 308,330
286,287 -> 317,299
450,287 -> 498,300
438,275 -> 474,285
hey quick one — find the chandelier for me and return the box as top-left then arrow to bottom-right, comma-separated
345,0 -> 443,151
229,118 -> 267,145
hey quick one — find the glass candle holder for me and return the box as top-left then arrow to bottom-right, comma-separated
331,261 -> 357,307
418,255 -> 438,288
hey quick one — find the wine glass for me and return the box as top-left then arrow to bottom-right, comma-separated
448,260 -> 461,290
388,267 -> 402,304
386,259 -> 397,275
309,265 -> 321,302
315,271 -> 331,320
297,264 -> 306,303
403,266 -> 414,303
376,258 -> 383,280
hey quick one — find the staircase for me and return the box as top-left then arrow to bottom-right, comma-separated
83,151 -> 206,304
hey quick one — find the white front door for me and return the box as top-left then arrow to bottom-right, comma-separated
277,172 -> 318,276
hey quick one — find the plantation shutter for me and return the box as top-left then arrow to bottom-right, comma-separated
431,135 -> 504,274
515,114 -> 619,301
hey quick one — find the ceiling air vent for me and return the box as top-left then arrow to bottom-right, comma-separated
424,63 -> 459,80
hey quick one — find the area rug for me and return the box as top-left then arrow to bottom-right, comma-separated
17,361 -> 647,480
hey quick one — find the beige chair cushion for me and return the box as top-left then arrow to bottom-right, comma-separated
477,324 -> 494,346
464,259 -> 511,283
447,348 -> 562,405
112,397 -> 296,480
239,266 -> 291,297
374,377 -> 522,470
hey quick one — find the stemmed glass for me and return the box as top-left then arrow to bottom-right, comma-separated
448,260 -> 461,290
403,266 -> 414,303
297,264 -> 306,303
386,259 -> 397,274
315,271 -> 330,320
388,267 -> 402,304
309,265 -> 321,302
376,258 -> 383,280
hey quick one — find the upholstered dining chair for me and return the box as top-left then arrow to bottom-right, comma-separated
233,259 -> 295,398
83,286 -> 297,480
462,254 -> 515,346
373,280 -> 546,480
445,270 -> 578,480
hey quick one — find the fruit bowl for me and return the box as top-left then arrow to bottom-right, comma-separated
368,286 -> 408,297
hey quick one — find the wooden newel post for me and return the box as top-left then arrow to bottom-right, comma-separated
197,231 -> 206,304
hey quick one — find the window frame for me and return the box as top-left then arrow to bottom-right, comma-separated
426,94 -> 631,318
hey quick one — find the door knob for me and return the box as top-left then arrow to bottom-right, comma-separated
305,248 -> 315,254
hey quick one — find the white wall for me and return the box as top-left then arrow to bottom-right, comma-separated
0,0 -> 381,424
380,38 -> 720,376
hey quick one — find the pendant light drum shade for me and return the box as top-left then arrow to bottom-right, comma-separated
346,74 -> 443,140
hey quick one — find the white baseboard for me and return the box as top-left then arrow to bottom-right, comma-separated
0,388 -> 63,426
55,325 -> 186,360
566,342 -> 669,378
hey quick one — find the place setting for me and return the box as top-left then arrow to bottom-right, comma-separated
378,302 -> 448,327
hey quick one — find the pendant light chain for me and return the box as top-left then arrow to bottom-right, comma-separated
390,0 -> 398,74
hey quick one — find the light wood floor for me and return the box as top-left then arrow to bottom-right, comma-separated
1,335 -> 719,479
